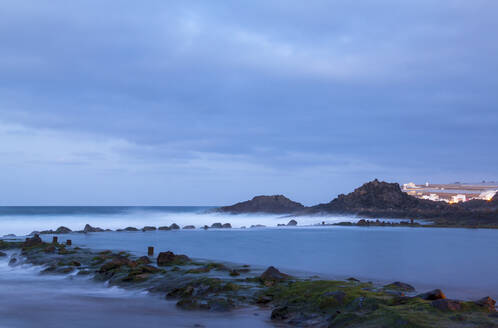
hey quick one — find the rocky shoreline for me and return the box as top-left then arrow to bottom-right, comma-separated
1,236 -> 497,327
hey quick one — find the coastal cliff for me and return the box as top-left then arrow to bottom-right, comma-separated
217,195 -> 305,214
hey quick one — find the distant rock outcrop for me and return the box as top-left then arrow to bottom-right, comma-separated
218,195 -> 305,214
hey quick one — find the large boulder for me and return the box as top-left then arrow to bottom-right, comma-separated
218,195 -> 305,214
156,251 -> 190,266
383,281 -> 415,292
98,256 -> 133,273
222,223 -> 232,229
182,225 -> 195,229
169,223 -> 180,230
211,223 -> 223,228
287,219 -> 298,226
142,226 -> 157,232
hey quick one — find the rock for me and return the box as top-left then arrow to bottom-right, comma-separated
202,225 -> 209,230
54,226 -> 72,234
124,227 -> 139,232
211,223 -> 223,228
3,234 -> 16,237
218,195 -> 305,214
229,270 -> 240,276
474,296 -> 496,312
142,226 -> 156,232
271,306 -> 290,321
208,298 -> 235,312
29,231 -> 40,236
250,224 -> 266,228
417,289 -> 446,300
323,291 -> 346,304
383,281 -> 415,292
157,251 -> 190,266
136,256 -> 151,265
431,299 -> 462,312
169,223 -> 180,230
222,223 -> 232,228
260,266 -> 291,283
83,224 -> 104,233
23,234 -> 43,248
8,257 -> 17,266
0,251 -> 6,257
98,256 -> 133,273
158,226 -> 171,231
287,219 -> 298,226
347,277 -> 360,282
183,225 -> 195,229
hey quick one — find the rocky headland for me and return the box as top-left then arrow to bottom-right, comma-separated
1,236 -> 497,327
217,179 -> 498,228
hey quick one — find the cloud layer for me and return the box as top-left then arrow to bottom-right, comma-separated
0,0 -> 497,205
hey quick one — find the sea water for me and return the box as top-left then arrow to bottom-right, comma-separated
1,206 -> 498,326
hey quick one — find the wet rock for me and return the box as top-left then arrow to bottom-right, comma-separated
83,224 -> 104,233
158,226 -> 171,231
222,223 -> 232,229
417,289 -> 446,300
431,299 -> 462,312
142,226 -> 157,232
8,257 -> 17,266
55,226 -> 72,234
124,227 -> 139,232
211,223 -> 223,228
136,256 -> 151,265
271,306 -> 290,321
0,251 -> 6,257
260,266 -> 291,283
23,234 -> 43,248
229,270 -> 240,276
176,298 -> 210,311
218,195 -> 305,214
183,225 -> 195,229
474,296 -> 496,312
98,256 -> 133,273
323,291 -> 346,304
169,223 -> 180,230
347,277 -> 360,282
256,295 -> 273,304
202,225 -> 209,230
287,219 -> 298,226
157,251 -> 190,266
208,298 -> 235,312
383,281 -> 415,292
250,224 -> 266,228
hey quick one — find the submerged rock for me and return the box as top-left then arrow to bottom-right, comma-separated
157,251 -> 190,266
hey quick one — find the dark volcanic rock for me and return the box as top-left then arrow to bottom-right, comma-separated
142,226 -> 156,232
23,234 -> 43,248
211,223 -> 223,228
55,226 -> 72,234
417,289 -> 446,300
260,266 -> 291,283
183,225 -> 195,229
432,299 -> 462,312
0,251 -> 6,257
124,227 -> 139,232
474,296 -> 496,312
157,251 -> 190,266
218,195 -> 305,214
384,281 -> 415,292
84,224 -> 104,233
158,226 -> 171,231
169,223 -> 180,230
287,219 -> 298,226
221,223 -> 232,228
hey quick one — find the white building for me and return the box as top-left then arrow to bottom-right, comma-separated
403,182 -> 417,190
479,190 -> 497,201
421,194 -> 440,201
451,194 -> 466,203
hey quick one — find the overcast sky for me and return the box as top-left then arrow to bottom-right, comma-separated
0,0 -> 497,205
